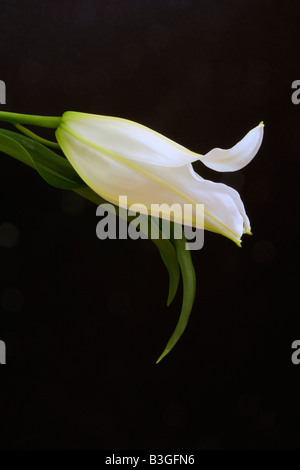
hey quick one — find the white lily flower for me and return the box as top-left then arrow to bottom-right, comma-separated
55,112 -> 264,245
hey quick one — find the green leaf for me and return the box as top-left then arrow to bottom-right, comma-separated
0,129 -> 85,189
148,216 -> 180,306
154,237 -> 180,307
156,229 -> 196,363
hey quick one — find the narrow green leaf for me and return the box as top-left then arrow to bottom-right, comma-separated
149,216 -> 180,306
156,229 -> 196,363
0,133 -> 34,168
0,129 -> 85,189
154,238 -> 180,307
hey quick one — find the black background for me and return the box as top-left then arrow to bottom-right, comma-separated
0,0 -> 299,450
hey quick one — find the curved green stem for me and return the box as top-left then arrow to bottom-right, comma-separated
0,111 -> 61,129
14,124 -> 61,149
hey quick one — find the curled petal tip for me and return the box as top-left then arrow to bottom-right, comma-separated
200,122 -> 264,173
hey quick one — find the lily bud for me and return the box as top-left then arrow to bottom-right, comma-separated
55,112 -> 264,245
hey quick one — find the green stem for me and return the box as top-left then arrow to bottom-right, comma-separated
14,124 -> 61,149
0,111 -> 61,129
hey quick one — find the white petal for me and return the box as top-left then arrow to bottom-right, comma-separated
187,166 -> 251,234
61,111 -> 199,168
156,164 -> 246,242
200,122 -> 264,172
56,126 -> 246,244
